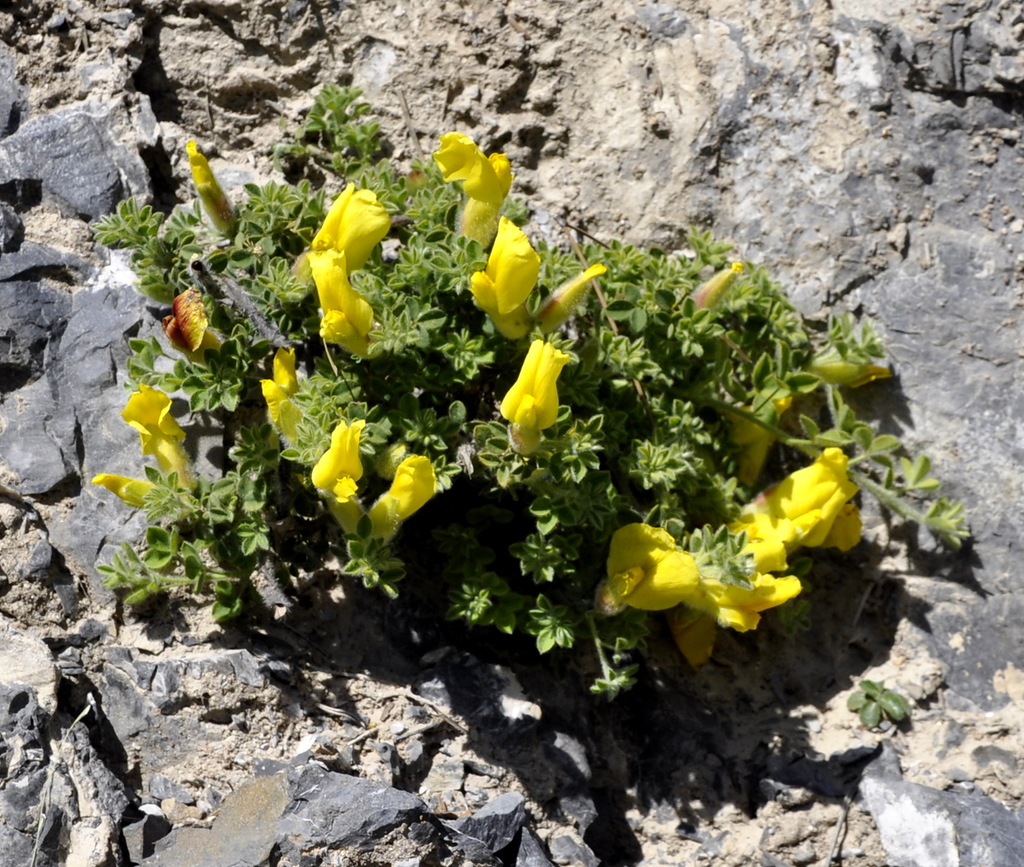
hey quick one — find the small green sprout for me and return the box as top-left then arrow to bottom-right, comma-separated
847,680 -> 911,729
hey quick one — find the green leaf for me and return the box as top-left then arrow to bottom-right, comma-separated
859,701 -> 882,729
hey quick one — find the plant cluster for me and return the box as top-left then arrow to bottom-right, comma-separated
92,87 -> 967,695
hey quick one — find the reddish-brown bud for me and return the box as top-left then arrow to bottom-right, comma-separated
163,288 -> 209,352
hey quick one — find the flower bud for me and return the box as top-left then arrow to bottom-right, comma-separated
809,358 -> 893,388
186,140 -> 235,235
692,262 -> 743,309
537,264 -> 608,333
92,474 -> 155,507
162,288 -> 211,353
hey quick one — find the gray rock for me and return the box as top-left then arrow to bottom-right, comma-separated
18,534 -> 53,581
0,43 -> 25,138
0,240 -> 91,282
548,831 -> 600,867
860,743 -> 1024,867
0,105 -> 149,219
142,648 -> 265,715
41,251 -> 158,583
0,373 -> 77,493
149,773 -> 194,805
122,807 -> 172,865
98,662 -> 155,740
636,3 -> 688,39
0,200 -> 22,251
448,791 -> 527,860
146,764 -> 440,866
277,763 -> 432,853
517,827 -> 554,867
0,615 -> 59,713
0,677 -> 130,867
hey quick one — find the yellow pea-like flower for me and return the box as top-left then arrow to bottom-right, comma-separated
692,262 -> 743,309
536,263 -> 608,334
809,358 -> 893,388
434,132 -> 510,205
122,385 -> 191,481
311,183 -> 391,274
369,455 -> 437,541
434,132 -> 514,246
311,419 -> 365,504
596,523 -> 700,614
500,340 -> 572,433
666,568 -> 802,667
730,447 -> 861,553
469,217 -> 539,338
308,249 -> 375,356
261,348 -> 301,443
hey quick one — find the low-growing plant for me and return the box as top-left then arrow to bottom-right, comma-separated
848,680 -> 912,729
92,87 -> 967,696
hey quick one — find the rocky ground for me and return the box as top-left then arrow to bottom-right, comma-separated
1,1 -> 1024,865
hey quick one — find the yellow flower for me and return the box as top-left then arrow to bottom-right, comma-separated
369,455 -> 437,541
730,447 -> 860,553
311,183 -> 391,274
500,340 -> 572,434
667,569 -> 802,666
596,523 -> 700,613
469,217 -> 540,338
434,132 -> 513,246
809,358 -> 893,388
91,474 -> 155,507
186,141 -> 235,235
311,419 -> 365,503
434,133 -> 511,205
692,262 -> 743,309
260,348 -> 301,442
536,263 -> 608,333
598,523 -> 804,667
666,609 -> 719,668
122,385 -> 191,481
308,249 -> 375,356
821,502 -> 862,551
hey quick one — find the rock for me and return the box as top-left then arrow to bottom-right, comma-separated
0,200 -> 22,251
548,831 -> 600,867
122,806 -> 172,865
860,743 -> 1024,867
97,661 -> 155,740
149,773 -> 195,805
0,43 -> 24,138
40,251 -> 158,583
420,754 -> 466,798
18,534 -> 53,581
0,373 -> 78,494
517,827 -> 555,867
448,791 -> 527,861
144,773 -> 290,867
276,763 -> 434,854
146,764 -> 442,865
0,105 -> 150,219
0,615 -> 59,713
0,672 -> 130,867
